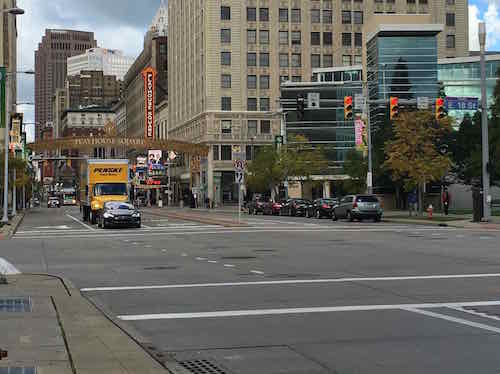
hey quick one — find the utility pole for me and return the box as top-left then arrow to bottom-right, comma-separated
479,22 -> 491,221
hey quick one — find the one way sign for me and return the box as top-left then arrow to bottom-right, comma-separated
235,171 -> 244,184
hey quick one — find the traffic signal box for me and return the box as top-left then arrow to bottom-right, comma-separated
435,98 -> 446,120
344,96 -> 353,120
389,97 -> 399,120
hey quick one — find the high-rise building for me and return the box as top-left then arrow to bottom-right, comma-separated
168,0 -> 469,205
0,0 -> 18,142
35,29 -> 97,140
66,70 -> 122,110
67,48 -> 135,80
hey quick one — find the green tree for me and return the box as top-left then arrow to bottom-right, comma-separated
342,149 -> 367,193
383,111 -> 453,193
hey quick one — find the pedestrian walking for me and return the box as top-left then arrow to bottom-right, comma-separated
442,187 -> 451,216
408,189 -> 417,216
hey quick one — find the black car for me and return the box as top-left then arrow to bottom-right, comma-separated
306,198 -> 339,218
280,198 -> 311,217
98,201 -> 141,229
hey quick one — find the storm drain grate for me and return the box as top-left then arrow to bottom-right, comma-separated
0,368 -> 37,374
178,359 -> 227,374
0,297 -> 31,312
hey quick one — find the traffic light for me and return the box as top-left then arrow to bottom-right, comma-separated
435,98 -> 446,120
296,94 -> 305,121
344,96 -> 353,120
389,97 -> 399,120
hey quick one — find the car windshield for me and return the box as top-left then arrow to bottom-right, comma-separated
356,196 -> 379,203
94,183 -> 127,196
105,202 -> 134,210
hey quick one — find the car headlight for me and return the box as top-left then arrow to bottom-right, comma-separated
132,212 -> 141,218
103,212 -> 114,219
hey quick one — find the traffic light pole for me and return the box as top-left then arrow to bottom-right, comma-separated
363,84 -> 373,194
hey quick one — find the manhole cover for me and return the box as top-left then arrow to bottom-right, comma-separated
0,368 -> 37,374
143,266 -> 178,271
220,256 -> 257,260
178,359 -> 229,374
0,297 -> 31,312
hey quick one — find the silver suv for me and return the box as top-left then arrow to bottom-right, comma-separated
332,194 -> 382,222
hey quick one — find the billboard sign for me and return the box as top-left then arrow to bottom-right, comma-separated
148,150 -> 162,166
142,67 -> 157,139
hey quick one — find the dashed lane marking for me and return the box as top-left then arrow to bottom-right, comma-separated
250,270 -> 265,275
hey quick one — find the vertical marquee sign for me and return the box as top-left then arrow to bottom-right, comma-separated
142,67 -> 157,139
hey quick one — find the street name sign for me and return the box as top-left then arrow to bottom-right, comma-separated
446,97 -> 479,111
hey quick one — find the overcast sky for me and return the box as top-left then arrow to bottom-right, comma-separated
17,0 -> 162,141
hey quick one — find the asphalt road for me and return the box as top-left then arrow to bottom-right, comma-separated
3,206 -> 500,373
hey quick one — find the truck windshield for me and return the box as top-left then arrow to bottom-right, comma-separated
94,183 -> 127,196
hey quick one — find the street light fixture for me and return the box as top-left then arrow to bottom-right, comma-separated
478,22 -> 491,221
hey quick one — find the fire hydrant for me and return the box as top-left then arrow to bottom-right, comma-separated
427,204 -> 433,219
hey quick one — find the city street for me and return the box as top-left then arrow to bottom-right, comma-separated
2,207 -> 500,373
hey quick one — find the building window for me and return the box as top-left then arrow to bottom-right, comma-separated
221,6 -> 231,20
291,53 -> 302,67
213,145 -> 220,161
247,7 -> 257,21
260,52 -> 269,67
221,145 -> 232,160
342,55 -> 352,66
311,54 -> 321,68
342,11 -> 351,24
446,34 -> 455,48
221,120 -> 232,135
247,75 -> 257,89
323,54 -> 333,67
221,52 -> 231,65
407,0 -> 416,3
323,10 -> 333,23
292,76 -> 302,82
279,8 -> 289,22
260,120 -> 271,134
247,52 -> 257,66
248,98 -> 258,111
247,29 -> 257,44
446,0 -> 455,5
221,97 -> 232,111
419,0 -> 428,3
280,75 -> 290,83
353,11 -> 363,24
354,33 -> 362,47
248,120 -> 257,136
221,29 -> 231,43
221,74 -> 231,88
259,8 -> 269,21
259,30 -> 269,44
354,55 -> 362,64
246,145 -> 253,161
279,53 -> 289,67
260,75 -> 270,89
291,8 -> 301,23
291,31 -> 301,45
446,13 -> 455,26
342,33 -> 351,47
311,32 -> 321,46
324,32 -> 333,45
311,9 -> 321,23
260,98 -> 270,112
324,0 -> 333,7
279,31 -> 289,45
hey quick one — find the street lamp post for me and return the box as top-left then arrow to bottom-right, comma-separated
1,7 -> 26,224
479,22 -> 491,221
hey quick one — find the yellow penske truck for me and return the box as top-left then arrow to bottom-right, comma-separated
79,159 -> 130,224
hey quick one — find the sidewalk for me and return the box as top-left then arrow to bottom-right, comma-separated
0,273 -> 169,373
0,212 -> 25,240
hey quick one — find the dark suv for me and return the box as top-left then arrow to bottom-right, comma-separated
332,195 -> 383,222
248,196 -> 268,215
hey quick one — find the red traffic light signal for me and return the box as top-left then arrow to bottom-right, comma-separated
436,98 -> 446,120
389,97 -> 399,120
344,96 -> 353,120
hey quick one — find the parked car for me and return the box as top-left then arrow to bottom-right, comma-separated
47,196 -> 61,208
248,196 -> 268,215
98,201 -> 141,229
332,194 -> 383,222
263,200 -> 284,215
306,198 -> 339,219
280,198 -> 311,217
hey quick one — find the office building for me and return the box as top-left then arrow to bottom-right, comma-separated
66,70 -> 122,110
67,48 -> 134,80
52,88 -> 68,140
35,29 -> 97,140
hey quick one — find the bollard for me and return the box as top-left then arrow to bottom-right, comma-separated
427,204 -> 433,219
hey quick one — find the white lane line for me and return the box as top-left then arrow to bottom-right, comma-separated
223,264 -> 235,268
117,300 -> 500,321
208,260 -> 218,264
80,272 -> 500,292
448,306 -> 500,322
403,307 -> 500,334
181,253 -> 188,257
65,214 -> 95,231
251,270 -> 265,275
195,257 -> 207,261
142,224 -> 153,229
0,258 -> 21,275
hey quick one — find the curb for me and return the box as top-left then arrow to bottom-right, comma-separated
383,217 -> 454,227
0,212 -> 25,239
